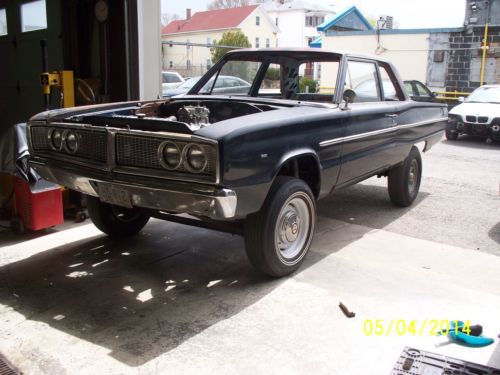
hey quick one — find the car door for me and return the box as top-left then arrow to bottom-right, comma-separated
336,59 -> 399,185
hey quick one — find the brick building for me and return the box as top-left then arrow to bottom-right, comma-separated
443,0 -> 500,92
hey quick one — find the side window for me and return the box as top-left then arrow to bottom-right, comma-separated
379,64 -> 404,100
378,65 -> 398,100
259,63 -> 281,96
345,61 -> 380,102
298,61 -> 339,97
404,82 -> 414,96
416,82 -> 430,97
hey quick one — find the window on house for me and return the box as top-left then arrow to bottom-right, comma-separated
207,37 -> 211,45
266,38 -> 270,48
207,59 -> 212,68
275,17 -> 278,26
187,60 -> 191,69
0,8 -> 7,36
21,0 -> 47,32
256,16 -> 260,26
305,15 -> 325,27
255,37 -> 259,48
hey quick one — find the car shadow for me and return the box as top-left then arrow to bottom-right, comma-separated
488,222 -> 500,245
317,183 -> 430,231
0,184 -> 427,367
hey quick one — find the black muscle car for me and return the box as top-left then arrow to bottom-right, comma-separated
27,49 -> 447,277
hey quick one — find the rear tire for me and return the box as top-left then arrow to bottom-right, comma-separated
245,177 -> 316,277
388,146 -> 422,207
87,196 -> 150,237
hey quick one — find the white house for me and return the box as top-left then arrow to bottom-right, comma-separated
162,5 -> 279,77
262,0 -> 336,48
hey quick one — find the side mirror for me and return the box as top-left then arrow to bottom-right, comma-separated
458,96 -> 465,103
343,89 -> 356,104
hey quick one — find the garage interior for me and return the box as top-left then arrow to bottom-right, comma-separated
0,1 -> 500,374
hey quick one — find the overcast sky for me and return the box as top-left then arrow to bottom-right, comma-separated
161,0 -> 466,29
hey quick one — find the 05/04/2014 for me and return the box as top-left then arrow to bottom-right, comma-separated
363,319 -> 472,337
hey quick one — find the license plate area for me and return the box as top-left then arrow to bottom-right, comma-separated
96,183 -> 133,208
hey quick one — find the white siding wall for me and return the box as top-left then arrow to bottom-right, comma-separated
322,32 -> 430,82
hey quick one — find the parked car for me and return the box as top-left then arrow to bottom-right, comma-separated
446,84 -> 500,142
161,71 -> 184,95
163,76 -> 201,97
354,79 -> 441,103
27,49 -> 446,277
163,75 -> 251,97
404,80 -> 441,103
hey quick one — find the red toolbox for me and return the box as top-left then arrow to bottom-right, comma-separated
13,177 -> 63,231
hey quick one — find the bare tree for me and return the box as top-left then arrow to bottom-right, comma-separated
207,0 -> 250,10
161,13 -> 180,26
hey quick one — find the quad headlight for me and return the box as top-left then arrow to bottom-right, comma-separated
48,128 -> 63,150
47,128 -> 79,153
159,141 -> 182,170
158,141 -> 209,173
185,144 -> 207,173
64,131 -> 78,153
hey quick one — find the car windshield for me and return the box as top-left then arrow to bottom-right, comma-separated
190,54 -> 342,102
466,86 -> 500,103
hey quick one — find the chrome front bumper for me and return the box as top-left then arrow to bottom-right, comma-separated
30,160 -> 237,219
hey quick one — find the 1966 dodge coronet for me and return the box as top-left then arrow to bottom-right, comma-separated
28,49 -> 447,277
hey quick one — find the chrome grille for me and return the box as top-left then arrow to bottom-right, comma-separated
478,116 -> 488,123
30,126 -> 107,162
465,115 -> 476,123
116,134 -> 217,180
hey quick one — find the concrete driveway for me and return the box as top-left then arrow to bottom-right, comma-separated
0,136 -> 499,374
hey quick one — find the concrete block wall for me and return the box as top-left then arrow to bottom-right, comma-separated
445,26 -> 500,93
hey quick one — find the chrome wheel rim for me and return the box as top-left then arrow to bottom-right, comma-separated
274,192 -> 314,264
408,159 -> 419,194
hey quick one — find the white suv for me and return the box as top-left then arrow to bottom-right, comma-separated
447,85 -> 500,143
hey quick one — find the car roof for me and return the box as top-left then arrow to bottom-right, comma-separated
225,47 -> 392,64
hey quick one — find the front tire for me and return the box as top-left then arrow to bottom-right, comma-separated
245,177 -> 316,277
387,146 -> 422,207
445,129 -> 458,140
87,196 -> 150,237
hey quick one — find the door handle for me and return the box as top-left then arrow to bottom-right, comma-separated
385,114 -> 398,124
